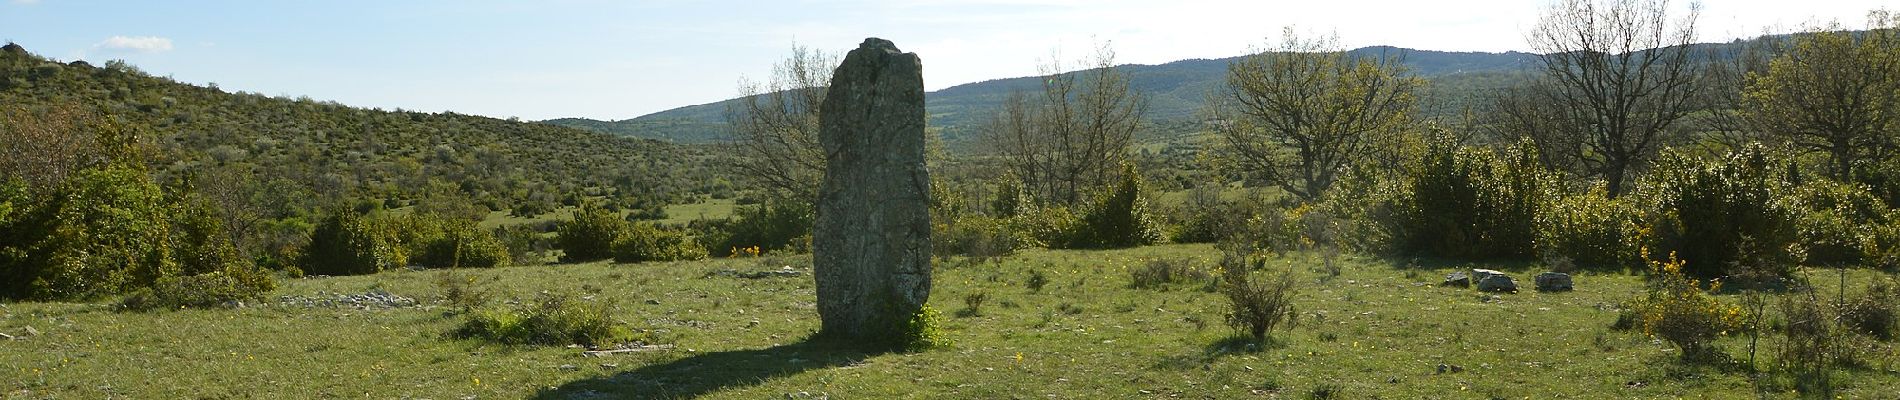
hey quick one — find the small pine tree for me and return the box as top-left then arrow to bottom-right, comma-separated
556,200 -> 627,263
1063,164 -> 1162,249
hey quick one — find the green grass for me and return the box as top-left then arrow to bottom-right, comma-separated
658,198 -> 737,225
3,245 -> 1897,398
479,207 -> 577,229
474,197 -> 735,231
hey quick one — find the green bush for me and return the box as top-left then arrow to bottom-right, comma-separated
434,269 -> 491,313
1644,146 -> 1802,279
611,223 -> 707,263
1219,251 -> 1299,342
700,199 -> 812,257
1011,205 -> 1078,249
2,166 -> 172,299
900,306 -> 951,352
1616,253 -> 1749,361
412,219 -> 511,269
932,215 -> 1027,259
1870,221 -> 1900,270
1313,165 -> 1404,253
1130,258 -> 1212,290
1535,187 -> 1643,268
1058,165 -> 1162,249
299,210 -> 404,276
1851,157 -> 1900,208
1790,179 -> 1893,265
493,224 -> 552,266
1172,194 -> 1272,245
453,291 -> 637,347
119,269 -> 275,311
1396,138 -> 1558,260
0,166 -> 275,304
1841,277 -> 1900,340
509,198 -> 556,218
556,201 -> 627,263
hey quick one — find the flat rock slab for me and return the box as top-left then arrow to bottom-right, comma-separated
1442,271 -> 1471,287
1535,272 -> 1573,292
1477,274 -> 1518,293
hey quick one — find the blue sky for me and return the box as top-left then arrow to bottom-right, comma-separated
2,0 -> 1891,120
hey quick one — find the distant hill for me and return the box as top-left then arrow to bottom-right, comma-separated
543,46 -> 1541,144
0,44 -> 722,209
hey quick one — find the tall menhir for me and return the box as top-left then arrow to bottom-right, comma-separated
811,38 -> 931,346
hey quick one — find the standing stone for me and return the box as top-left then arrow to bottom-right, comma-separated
812,38 -> 931,344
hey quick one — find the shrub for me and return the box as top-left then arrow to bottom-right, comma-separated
989,171 -> 1031,218
509,198 -> 555,218
556,201 -> 627,263
1775,286 -> 1839,395
434,269 -> 490,313
1840,277 -> 1899,340
957,292 -> 987,317
492,224 -> 552,266
300,210 -> 404,275
1618,251 -> 1748,361
1059,164 -> 1163,249
1851,157 -> 1900,207
1219,251 -> 1299,342
1870,221 -> 1900,270
1313,165 -> 1405,253
1209,201 -> 1302,257
700,199 -> 812,257
900,306 -> 951,352
453,291 -> 636,347
119,270 -> 274,311
933,215 -> 1027,260
1395,138 -> 1558,260
2,166 -> 172,299
1790,179 -> 1892,266
1535,187 -> 1643,268
125,194 -> 278,310
1130,258 -> 1211,290
1174,193 -> 1276,246
610,223 -> 707,263
1026,269 -> 1048,292
1011,206 -> 1078,249
411,219 -> 511,269
1,165 -> 276,303
1643,146 -> 1802,279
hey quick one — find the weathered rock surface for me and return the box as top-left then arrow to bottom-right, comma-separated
1477,274 -> 1518,293
812,38 -> 931,343
1442,271 -> 1471,287
1534,272 -> 1573,292
1472,269 -> 1506,283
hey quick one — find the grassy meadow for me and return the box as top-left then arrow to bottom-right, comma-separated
4,244 -> 1895,398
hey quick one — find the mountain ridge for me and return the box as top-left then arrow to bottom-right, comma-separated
543,45 -> 1542,143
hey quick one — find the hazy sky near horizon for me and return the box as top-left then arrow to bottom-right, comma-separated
2,0 -> 1891,121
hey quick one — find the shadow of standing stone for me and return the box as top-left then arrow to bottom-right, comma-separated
811,37 -> 931,347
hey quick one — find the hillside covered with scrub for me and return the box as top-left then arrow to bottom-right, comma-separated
5,1 -> 1900,398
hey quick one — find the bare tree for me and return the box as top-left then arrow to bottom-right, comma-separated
1208,28 -> 1421,201
1484,83 -> 1590,174
726,44 -> 837,201
1693,33 -> 1779,149
1744,12 -> 1900,179
980,43 -> 1146,207
0,104 -> 109,191
1527,0 -> 1702,198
